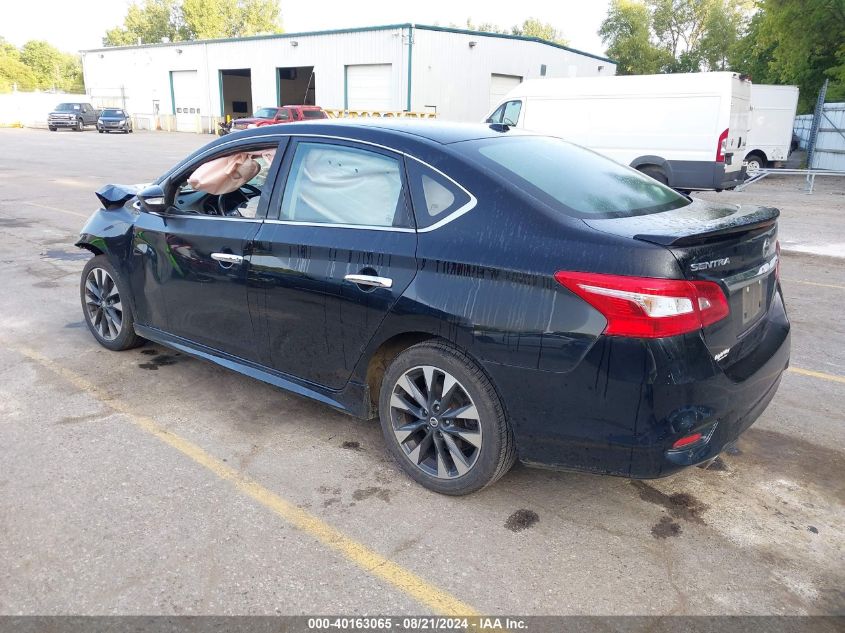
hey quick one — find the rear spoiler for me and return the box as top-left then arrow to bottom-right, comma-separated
95,183 -> 146,209
634,206 -> 778,246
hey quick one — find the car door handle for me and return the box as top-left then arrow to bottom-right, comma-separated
344,274 -> 393,289
211,253 -> 244,265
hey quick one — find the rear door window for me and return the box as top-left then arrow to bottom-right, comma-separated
279,141 -> 411,228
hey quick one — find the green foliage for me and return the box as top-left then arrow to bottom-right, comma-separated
0,37 -> 83,93
730,0 -> 845,112
599,0 -> 752,74
599,0 -> 672,74
599,0 -> 844,113
103,0 -> 282,46
511,18 -> 569,45
459,18 -> 568,45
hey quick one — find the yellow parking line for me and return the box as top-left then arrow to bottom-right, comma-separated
22,201 -> 88,218
787,279 -> 845,291
788,367 -> 845,385
13,345 -> 479,617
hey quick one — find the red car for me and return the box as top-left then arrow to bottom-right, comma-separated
231,105 -> 327,131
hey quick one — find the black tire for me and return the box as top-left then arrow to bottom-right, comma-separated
378,340 -> 517,495
744,152 -> 766,178
98,129 -> 104,133
80,255 -> 144,351
75,118 -> 84,131
638,165 -> 668,185
49,126 -> 57,131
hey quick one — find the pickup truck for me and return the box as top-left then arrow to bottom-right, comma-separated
228,105 -> 327,132
48,102 -> 100,131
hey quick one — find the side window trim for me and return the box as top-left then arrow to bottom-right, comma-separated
266,137 -> 415,230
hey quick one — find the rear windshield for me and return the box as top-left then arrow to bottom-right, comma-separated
301,109 -> 327,119
102,109 -> 124,117
458,136 -> 690,219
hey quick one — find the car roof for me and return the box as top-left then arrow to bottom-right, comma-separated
228,118 -> 530,145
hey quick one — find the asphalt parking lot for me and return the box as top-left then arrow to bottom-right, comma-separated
0,128 -> 843,617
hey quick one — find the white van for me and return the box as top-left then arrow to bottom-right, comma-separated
744,84 -> 800,174
486,72 -> 752,191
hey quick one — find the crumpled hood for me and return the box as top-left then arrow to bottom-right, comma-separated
95,183 -> 149,209
583,198 -> 779,247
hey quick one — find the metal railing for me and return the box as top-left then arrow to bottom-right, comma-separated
735,168 -> 845,194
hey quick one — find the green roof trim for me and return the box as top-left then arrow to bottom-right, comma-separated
81,23 -> 615,64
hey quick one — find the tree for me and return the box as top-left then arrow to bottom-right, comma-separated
512,18 -> 569,45
729,0 -> 845,112
103,0 -> 281,46
458,18 -> 568,44
599,0 -> 670,74
598,0 -> 752,73
0,38 -> 83,93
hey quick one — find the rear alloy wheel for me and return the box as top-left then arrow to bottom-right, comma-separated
76,118 -> 84,131
379,341 -> 516,495
80,255 -> 143,351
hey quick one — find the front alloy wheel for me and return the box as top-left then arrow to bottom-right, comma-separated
390,365 -> 483,479
84,267 -> 123,340
76,118 -> 84,131
80,255 -> 143,351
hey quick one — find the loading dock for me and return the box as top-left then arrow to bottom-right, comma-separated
219,68 -> 253,120
278,66 -> 316,106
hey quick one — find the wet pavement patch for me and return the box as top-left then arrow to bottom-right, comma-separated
352,486 -> 392,503
140,349 -> 157,356
631,481 -> 708,525
808,526 -> 819,534
341,440 -> 361,450
651,516 -> 682,539
42,248 -> 90,261
64,321 -> 84,329
505,509 -> 539,532
138,354 -> 179,370
702,456 -> 729,471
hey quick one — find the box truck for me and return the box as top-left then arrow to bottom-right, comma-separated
743,84 -> 800,174
486,72 -> 752,191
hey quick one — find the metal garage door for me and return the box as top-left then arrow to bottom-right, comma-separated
346,64 -> 392,111
171,70 -> 200,132
489,74 -> 523,110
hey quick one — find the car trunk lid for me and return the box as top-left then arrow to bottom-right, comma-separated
584,198 -> 779,358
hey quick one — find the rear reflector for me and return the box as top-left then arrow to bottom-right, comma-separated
554,271 -> 730,338
672,433 -> 703,449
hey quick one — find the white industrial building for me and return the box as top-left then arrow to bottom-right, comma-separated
80,23 -> 615,131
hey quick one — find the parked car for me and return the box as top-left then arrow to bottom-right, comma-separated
230,105 -> 327,131
48,102 -> 100,131
743,84 -> 800,175
97,108 -> 133,134
76,121 -> 790,495
486,72 -> 752,191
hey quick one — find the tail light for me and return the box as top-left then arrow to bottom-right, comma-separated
716,128 -> 729,162
554,271 -> 730,339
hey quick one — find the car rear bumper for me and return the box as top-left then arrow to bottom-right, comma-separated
482,287 -> 790,478
667,159 -> 746,191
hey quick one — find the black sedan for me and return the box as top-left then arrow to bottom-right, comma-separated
97,108 -> 133,134
76,120 -> 790,495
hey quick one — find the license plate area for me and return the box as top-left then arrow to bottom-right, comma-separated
741,279 -> 764,325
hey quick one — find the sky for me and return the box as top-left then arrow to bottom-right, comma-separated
1,0 -> 612,56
